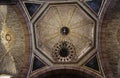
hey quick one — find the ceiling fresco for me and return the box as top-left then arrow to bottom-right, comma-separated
0,0 -> 113,78
0,5 -> 30,77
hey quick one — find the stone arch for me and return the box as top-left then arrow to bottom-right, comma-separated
30,66 -> 102,78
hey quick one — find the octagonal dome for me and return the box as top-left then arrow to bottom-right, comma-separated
34,3 -> 95,63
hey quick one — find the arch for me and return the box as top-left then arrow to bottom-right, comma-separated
30,66 -> 102,78
99,0 -> 120,78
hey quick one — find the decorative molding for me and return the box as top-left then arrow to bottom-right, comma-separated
33,2 -> 96,63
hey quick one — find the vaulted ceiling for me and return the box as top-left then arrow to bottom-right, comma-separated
0,0 -> 120,78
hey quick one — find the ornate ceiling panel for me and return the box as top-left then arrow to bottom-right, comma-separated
0,5 -> 30,77
0,0 -> 112,78
34,3 -> 96,63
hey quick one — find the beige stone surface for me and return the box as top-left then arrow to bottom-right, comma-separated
0,5 -> 26,75
35,4 -> 95,62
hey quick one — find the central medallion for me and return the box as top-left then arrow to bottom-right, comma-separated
52,41 -> 77,62
60,27 -> 69,35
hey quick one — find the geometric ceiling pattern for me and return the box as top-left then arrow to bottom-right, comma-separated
34,3 -> 96,63
0,0 -> 110,78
